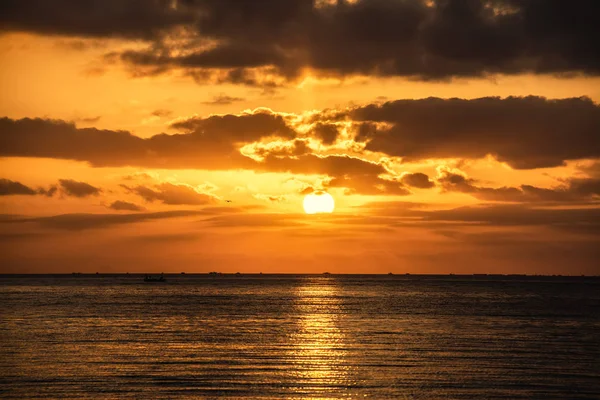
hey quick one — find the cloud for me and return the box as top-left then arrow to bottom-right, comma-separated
0,114 -> 402,195
6,96 -> 595,171
437,166 -> 600,203
0,178 -> 36,196
0,178 -> 57,197
203,213 -> 305,228
417,204 -> 600,233
3,1 -> 598,84
2,96 -> 599,196
58,179 -> 101,197
0,111 -> 293,169
401,172 -> 435,189
124,182 -> 218,205
253,193 -> 288,203
108,200 -> 145,211
150,109 -> 172,118
311,123 -> 339,145
355,200 -> 600,237
327,173 -> 410,195
202,94 -> 246,105
299,186 -> 315,195
75,116 -> 101,124
121,172 -> 157,181
352,96 -> 600,169
3,210 -> 206,231
0,0 -> 195,40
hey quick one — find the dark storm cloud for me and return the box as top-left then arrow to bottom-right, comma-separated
3,1 -> 598,82
58,179 -> 101,197
108,200 -> 145,212
352,96 -> 600,169
123,182 -> 218,205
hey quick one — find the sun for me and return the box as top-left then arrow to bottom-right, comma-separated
303,192 -> 335,214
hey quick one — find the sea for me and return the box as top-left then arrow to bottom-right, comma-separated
1,274 -> 599,399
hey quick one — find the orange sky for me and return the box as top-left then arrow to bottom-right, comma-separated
1,1 -> 599,274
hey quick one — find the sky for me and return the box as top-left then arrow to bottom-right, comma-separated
1,0 -> 599,274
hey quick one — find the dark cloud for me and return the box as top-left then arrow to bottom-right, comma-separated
58,179 -> 101,197
437,168 -> 600,202
131,232 -> 203,243
0,112 -> 292,169
0,114 -> 400,195
0,0 -> 196,39
249,139 -> 310,160
150,109 -> 172,118
203,213 -> 305,228
401,172 -> 435,189
327,174 -> 410,196
202,94 -> 246,105
416,204 -> 600,234
0,178 -> 57,197
311,123 -> 339,145
352,96 -> 600,169
2,96 -> 599,196
108,200 -> 145,211
123,182 -> 218,205
3,1 -> 598,83
0,178 -> 36,196
253,193 -> 287,203
76,116 -> 101,124
0,117 -> 148,167
121,172 -> 156,181
3,96 -> 597,173
38,186 -> 58,197
356,200 -> 600,237
3,210 -> 206,231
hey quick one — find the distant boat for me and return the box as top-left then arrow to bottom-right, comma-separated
323,272 -> 331,275
144,275 -> 166,282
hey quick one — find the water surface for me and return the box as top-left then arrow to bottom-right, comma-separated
1,274 -> 599,399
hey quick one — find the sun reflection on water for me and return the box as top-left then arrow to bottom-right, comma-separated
288,277 -> 352,398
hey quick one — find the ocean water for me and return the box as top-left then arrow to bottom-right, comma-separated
1,274 -> 599,399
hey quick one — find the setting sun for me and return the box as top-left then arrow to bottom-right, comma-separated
303,192 -> 335,214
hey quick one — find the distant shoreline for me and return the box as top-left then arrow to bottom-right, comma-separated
1,273 -> 599,278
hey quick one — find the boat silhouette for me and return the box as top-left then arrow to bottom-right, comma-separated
144,274 -> 166,282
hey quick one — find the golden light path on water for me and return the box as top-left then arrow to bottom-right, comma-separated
288,277 -> 352,398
